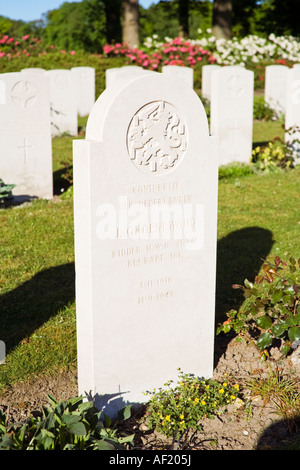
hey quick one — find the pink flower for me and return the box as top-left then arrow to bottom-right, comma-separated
60,50 -> 66,53
70,50 -> 75,55
0,52 -> 5,57
22,34 -> 30,40
7,37 -> 14,43
14,41 -> 19,45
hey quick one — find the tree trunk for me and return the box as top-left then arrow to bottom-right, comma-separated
212,0 -> 232,39
122,0 -> 140,48
178,0 -> 189,38
103,0 -> 122,44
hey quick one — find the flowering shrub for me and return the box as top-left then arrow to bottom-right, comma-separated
251,127 -> 300,172
0,34 -> 76,59
145,369 -> 241,449
187,31 -> 300,67
217,257 -> 300,361
103,37 -> 216,70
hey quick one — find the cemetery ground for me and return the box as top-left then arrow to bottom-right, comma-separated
1,113 -> 300,451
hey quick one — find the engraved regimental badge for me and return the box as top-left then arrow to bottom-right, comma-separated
127,101 -> 188,175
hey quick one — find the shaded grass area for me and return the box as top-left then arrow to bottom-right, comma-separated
0,105 -> 299,390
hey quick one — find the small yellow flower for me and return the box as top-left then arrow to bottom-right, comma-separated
180,414 -> 184,420
165,415 -> 171,421
193,397 -> 199,404
223,382 -> 227,387
234,384 -> 239,390
230,395 -> 236,400
201,400 -> 206,406
205,385 -> 210,389
219,388 -> 224,394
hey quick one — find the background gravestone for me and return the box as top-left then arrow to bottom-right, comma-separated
265,65 -> 288,116
285,66 -> 300,158
73,73 -> 219,417
210,65 -> 254,166
105,65 -> 153,88
46,69 -> 78,136
0,71 -> 53,199
71,67 -> 95,117
201,64 -> 221,100
162,65 -> 194,88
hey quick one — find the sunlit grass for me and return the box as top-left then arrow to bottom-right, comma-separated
0,71 -> 299,392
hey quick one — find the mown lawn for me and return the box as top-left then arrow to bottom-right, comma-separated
0,100 -> 299,391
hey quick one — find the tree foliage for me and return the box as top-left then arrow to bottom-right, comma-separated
0,0 -> 299,53
43,0 -> 106,52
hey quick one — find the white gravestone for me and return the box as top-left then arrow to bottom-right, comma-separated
71,67 -> 95,117
73,73 -> 219,417
46,69 -> 78,136
265,65 -> 288,116
21,68 -> 46,74
285,66 -> 300,159
201,64 -> 221,100
0,72 -> 53,199
210,66 -> 254,166
105,66 -> 153,88
162,65 -> 194,88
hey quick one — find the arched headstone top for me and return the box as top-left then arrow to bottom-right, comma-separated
86,73 -> 209,142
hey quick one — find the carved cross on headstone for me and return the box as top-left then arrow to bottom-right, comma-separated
11,80 -> 37,108
18,138 -> 33,165
226,75 -> 245,99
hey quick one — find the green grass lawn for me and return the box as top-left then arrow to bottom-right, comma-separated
0,101 -> 299,392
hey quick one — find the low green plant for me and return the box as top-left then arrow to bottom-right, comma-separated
145,369 -> 241,449
218,163 -> 253,180
0,395 -> 134,450
247,368 -> 300,432
0,178 -> 15,200
251,126 -> 300,172
217,256 -> 300,360
253,96 -> 278,121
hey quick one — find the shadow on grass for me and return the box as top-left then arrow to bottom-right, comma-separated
0,262 -> 75,353
214,226 -> 274,364
53,167 -> 72,196
1,227 -> 273,361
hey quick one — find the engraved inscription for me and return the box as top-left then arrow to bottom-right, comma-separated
11,80 -> 37,108
226,75 -> 245,99
127,101 -> 188,174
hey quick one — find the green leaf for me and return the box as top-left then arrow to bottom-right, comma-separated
288,327 -> 300,342
62,414 -> 81,427
272,322 -> 287,338
257,332 -> 273,350
256,315 -> 272,330
281,344 -> 291,356
272,290 -> 283,303
96,438 -> 124,450
103,413 -> 112,427
78,400 -> 94,414
117,405 -> 132,422
68,421 -> 87,436
244,279 -> 254,289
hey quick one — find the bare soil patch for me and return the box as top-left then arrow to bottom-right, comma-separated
1,334 -> 300,450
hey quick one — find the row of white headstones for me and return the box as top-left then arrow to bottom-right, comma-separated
74,64 -> 300,417
1,64 -> 300,418
0,67 -> 95,199
1,63 -> 299,199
